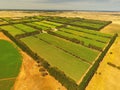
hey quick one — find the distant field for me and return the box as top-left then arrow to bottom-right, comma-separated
13,24 -> 36,32
0,40 -> 22,90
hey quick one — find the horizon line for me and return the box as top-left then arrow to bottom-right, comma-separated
0,9 -> 120,12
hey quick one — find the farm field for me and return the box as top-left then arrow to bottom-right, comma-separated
0,40 -> 22,90
13,24 -> 37,32
0,25 -> 25,36
21,36 -> 90,82
49,30 -> 107,49
35,33 -> 99,63
26,23 -> 51,31
0,15 -> 117,90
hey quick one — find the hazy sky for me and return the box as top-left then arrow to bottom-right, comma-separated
0,0 -> 120,11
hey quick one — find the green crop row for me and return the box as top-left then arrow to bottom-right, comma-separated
34,21 -> 57,29
36,33 -> 99,63
0,25 -> 25,36
48,30 -> 106,51
69,21 -> 104,30
26,23 -> 51,31
13,24 -> 37,32
59,28 -> 110,43
42,20 -> 62,26
21,36 -> 90,82
66,25 -> 112,38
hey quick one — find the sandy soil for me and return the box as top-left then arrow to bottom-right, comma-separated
14,51 -> 66,90
0,32 -> 66,90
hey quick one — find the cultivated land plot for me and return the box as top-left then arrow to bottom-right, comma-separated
0,25 -> 24,36
34,22 -> 57,29
42,20 -> 63,26
51,30 -> 106,49
69,21 -> 104,30
21,36 -> 90,82
13,24 -> 37,32
35,33 -> 99,63
66,25 -> 112,38
59,28 -> 110,43
0,40 -> 22,90
26,23 -> 51,31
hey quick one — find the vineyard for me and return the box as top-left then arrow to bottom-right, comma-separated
0,16 -> 117,90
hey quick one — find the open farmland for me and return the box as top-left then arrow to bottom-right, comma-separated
21,36 -> 90,82
0,40 -> 22,90
0,15 -> 117,90
0,25 -> 25,36
13,24 -> 37,32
